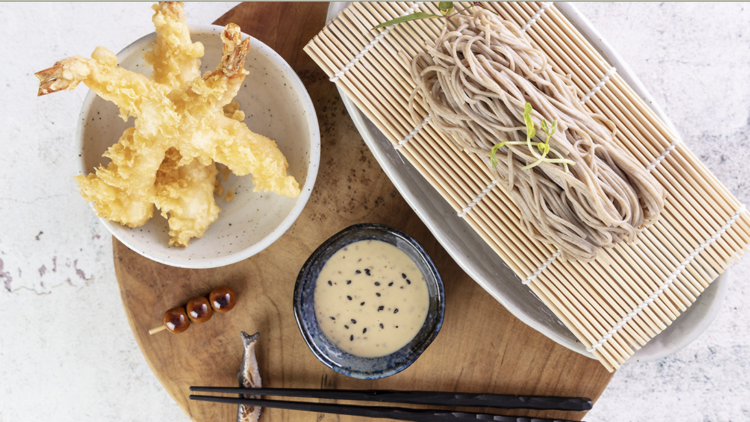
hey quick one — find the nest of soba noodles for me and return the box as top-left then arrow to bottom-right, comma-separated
408,9 -> 665,261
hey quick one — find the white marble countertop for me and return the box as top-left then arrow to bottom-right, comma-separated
1,3 -> 748,421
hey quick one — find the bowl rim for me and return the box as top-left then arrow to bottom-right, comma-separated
293,223 -> 445,379
75,24 -> 320,269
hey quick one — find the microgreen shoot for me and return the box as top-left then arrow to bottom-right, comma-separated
374,2 -> 456,29
490,102 -> 575,172
438,2 -> 454,15
373,12 -> 448,29
373,2 -> 498,30
523,102 -> 536,139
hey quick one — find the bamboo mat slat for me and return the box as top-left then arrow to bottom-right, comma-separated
303,1 -> 750,371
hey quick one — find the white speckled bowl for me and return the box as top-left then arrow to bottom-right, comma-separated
76,25 -> 320,268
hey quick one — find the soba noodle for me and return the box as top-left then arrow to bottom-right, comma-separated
408,9 -> 665,261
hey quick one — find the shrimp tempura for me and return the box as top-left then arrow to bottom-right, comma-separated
35,2 -> 301,245
148,2 -> 219,246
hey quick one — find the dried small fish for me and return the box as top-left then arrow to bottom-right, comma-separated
237,331 -> 262,422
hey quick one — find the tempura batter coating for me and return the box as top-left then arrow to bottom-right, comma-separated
144,2 -> 204,91
207,115 -> 301,197
77,128 -> 166,227
155,148 -> 220,247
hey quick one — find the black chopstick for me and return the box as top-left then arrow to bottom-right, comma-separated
189,395 -> 581,422
189,386 -> 591,411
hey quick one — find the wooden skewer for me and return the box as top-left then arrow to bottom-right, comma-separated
145,286 -> 237,336
149,325 -> 167,335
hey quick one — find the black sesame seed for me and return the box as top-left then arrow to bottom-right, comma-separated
351,319 -> 357,324
388,282 -> 393,286
350,335 -> 354,341
374,282 -> 380,286
376,293 -> 381,297
362,328 -> 367,334
394,308 -> 399,314
347,295 -> 352,300
396,326 -> 399,328
347,280 -> 351,285
328,280 -> 332,286
345,325 -> 349,329
356,270 -> 361,274
330,317 -> 335,320
378,306 -> 384,311
406,279 -> 411,285
365,269 -> 371,276
380,323 -> 384,329
360,302 -> 365,306
402,273 -> 407,279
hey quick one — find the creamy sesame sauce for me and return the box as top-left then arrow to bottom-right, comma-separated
314,240 -> 429,358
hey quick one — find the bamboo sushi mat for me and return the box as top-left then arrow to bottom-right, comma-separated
304,1 -> 750,371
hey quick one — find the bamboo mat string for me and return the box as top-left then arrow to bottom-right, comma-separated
521,2 -> 551,32
457,179 -> 500,217
523,250 -> 561,285
395,116 -> 431,150
329,2 -> 424,82
647,139 -> 682,172
587,204 -> 747,353
580,67 -> 617,105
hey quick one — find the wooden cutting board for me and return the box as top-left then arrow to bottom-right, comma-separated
113,3 -> 613,421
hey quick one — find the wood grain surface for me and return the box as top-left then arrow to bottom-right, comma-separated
113,3 -> 613,421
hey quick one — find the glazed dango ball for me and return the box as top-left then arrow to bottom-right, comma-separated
163,306 -> 191,334
209,285 -> 237,313
186,296 -> 213,324
154,286 -> 238,335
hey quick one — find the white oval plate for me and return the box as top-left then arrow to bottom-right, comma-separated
326,3 -> 730,361
77,25 -> 320,269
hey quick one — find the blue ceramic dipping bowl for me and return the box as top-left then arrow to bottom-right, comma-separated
293,224 -> 445,379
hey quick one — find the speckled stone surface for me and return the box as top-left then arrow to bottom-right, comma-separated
0,3 -> 747,422
580,3 -> 750,421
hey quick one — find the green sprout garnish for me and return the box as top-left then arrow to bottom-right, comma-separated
438,1 -> 455,15
490,102 -> 575,172
374,2 -> 456,29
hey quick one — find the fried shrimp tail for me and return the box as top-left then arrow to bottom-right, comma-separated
35,46 -> 180,135
35,46 -> 115,96
217,24 -> 251,78
35,46 -> 118,96
35,59 -> 87,96
197,24 -> 252,109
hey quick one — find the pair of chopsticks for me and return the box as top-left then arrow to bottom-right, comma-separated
190,387 -> 592,422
